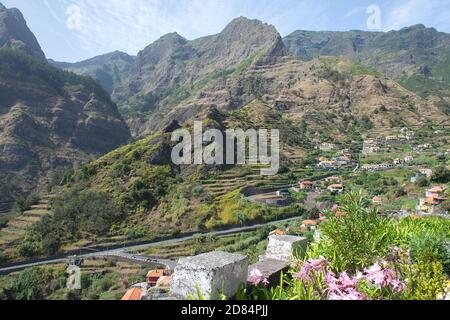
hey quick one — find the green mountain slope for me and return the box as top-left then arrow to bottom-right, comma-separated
283,25 -> 450,112
49,51 -> 135,95
0,49 -> 131,207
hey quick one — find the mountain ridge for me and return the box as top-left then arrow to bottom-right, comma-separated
0,4 -> 131,209
0,2 -> 46,61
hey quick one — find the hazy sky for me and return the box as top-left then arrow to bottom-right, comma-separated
3,0 -> 450,62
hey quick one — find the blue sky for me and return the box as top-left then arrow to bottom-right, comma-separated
3,0 -> 450,62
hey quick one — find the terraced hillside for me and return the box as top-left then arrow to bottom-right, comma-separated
283,25 -> 450,113
0,196 -> 51,259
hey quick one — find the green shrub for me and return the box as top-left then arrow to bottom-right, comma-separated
0,216 -> 8,229
402,261 -> 447,300
0,251 -> 8,264
18,241 -> 42,258
8,267 -> 62,300
431,166 -> 450,183
311,191 -> 395,272
410,232 -> 449,274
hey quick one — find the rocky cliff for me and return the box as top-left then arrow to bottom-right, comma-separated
0,2 -> 45,61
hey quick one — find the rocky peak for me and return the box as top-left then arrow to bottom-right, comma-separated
0,3 -> 46,61
192,17 -> 288,68
138,32 -> 191,65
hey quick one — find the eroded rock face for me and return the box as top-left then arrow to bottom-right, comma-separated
0,3 -> 46,61
0,49 -> 131,205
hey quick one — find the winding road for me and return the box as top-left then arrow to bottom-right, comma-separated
0,216 -> 302,274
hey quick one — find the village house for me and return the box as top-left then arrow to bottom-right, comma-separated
317,160 -> 338,170
299,180 -> 315,190
386,135 -> 402,144
121,287 -> 143,301
362,163 -> 394,172
420,168 -> 433,178
301,220 -> 320,232
328,184 -> 344,194
147,269 -> 165,287
426,186 -> 445,198
399,128 -> 415,140
324,176 -> 341,184
404,156 -> 414,163
415,143 -> 432,151
372,196 -> 383,205
276,189 -> 291,198
156,276 -> 172,288
394,158 -> 402,165
341,149 -> 352,157
269,229 -> 286,237
334,156 -> 352,167
319,142 -> 338,152
362,139 -> 381,155
417,186 -> 448,215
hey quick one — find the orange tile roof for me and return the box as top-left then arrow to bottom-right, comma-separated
121,288 -> 142,301
147,269 -> 165,278
428,186 -> 444,193
156,276 -> 172,287
270,229 -> 286,236
425,197 -> 439,205
303,220 -> 318,226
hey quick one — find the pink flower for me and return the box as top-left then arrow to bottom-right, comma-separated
391,279 -> 406,293
249,268 -> 269,287
295,256 -> 329,282
329,288 -> 367,300
339,272 -> 359,288
309,256 -> 329,271
364,261 -> 402,290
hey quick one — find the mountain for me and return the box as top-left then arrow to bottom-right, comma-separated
283,25 -> 450,112
0,2 -> 46,61
35,34 -> 447,246
54,17 -> 287,136
113,17 -> 288,136
2,14 -> 449,257
49,51 -> 135,94
0,4 -> 131,209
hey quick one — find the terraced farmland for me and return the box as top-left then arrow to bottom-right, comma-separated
0,197 -> 51,255
201,165 -> 293,199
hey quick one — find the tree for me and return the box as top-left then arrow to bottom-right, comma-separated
431,166 -> 450,184
18,241 -> 41,258
0,217 -> 8,229
416,176 -> 430,188
0,251 -> 7,264
9,267 -> 59,300
41,234 -> 61,256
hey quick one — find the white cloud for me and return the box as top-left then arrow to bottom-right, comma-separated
384,0 -> 450,31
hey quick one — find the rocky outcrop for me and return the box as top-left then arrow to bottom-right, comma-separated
0,49 -> 131,205
283,25 -> 450,100
0,2 -> 45,61
49,51 -> 135,94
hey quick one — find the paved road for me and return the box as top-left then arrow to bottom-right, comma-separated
0,216 -> 302,274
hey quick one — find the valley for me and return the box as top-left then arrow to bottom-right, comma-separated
0,1 -> 448,301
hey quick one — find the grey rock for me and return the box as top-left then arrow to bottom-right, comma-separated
263,235 -> 308,262
170,251 -> 248,300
